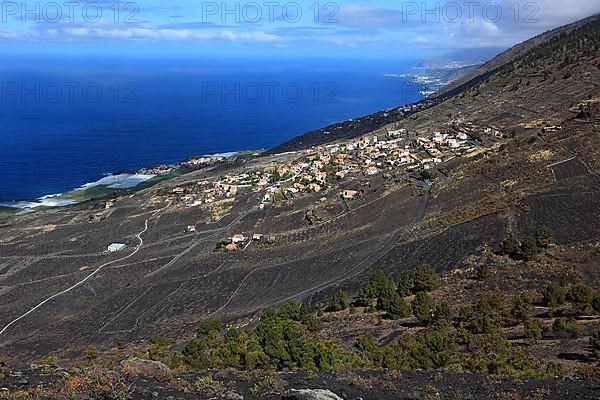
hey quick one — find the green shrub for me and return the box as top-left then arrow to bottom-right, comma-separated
385,294 -> 412,320
552,317 -> 583,338
86,346 -> 98,363
182,302 -> 347,371
197,319 -> 223,337
147,336 -> 177,365
475,265 -> 491,282
412,264 -> 440,293
377,282 -> 399,312
567,284 -> 595,311
512,293 -> 533,321
357,271 -> 396,306
354,333 -> 384,368
412,292 -> 435,325
412,292 -> 448,326
330,289 -> 350,311
195,376 -> 225,397
465,333 -> 513,374
420,170 -> 435,181
467,294 -> 508,334
501,230 -> 552,260
544,362 -> 567,378
114,337 -> 126,350
501,235 -> 521,257
542,283 -> 567,308
406,322 -> 460,370
520,237 -> 539,260
366,322 -> 460,371
396,265 -> 439,296
183,337 -> 218,370
535,227 -> 555,248
524,318 -> 543,340
397,273 -> 414,297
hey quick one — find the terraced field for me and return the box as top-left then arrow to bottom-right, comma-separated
548,157 -> 590,180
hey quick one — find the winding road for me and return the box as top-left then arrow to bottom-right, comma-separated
1,179 -> 432,338
0,201 -> 171,336
200,184 -> 433,321
143,207 -> 256,278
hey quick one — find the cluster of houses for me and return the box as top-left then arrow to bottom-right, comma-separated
154,121 -> 498,253
183,155 -> 226,170
216,232 -> 275,252
161,121 -> 489,212
138,165 -> 178,175
168,174 -> 252,208
142,118 -> 505,253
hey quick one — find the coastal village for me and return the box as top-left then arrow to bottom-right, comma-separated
156,118 -> 492,252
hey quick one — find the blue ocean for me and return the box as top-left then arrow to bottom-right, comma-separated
0,56 -> 421,201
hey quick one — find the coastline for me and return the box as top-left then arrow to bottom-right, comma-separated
1,98 -> 429,215
0,79 -> 434,216
0,151 -> 250,215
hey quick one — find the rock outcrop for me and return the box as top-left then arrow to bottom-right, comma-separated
282,388 -> 345,400
120,358 -> 173,381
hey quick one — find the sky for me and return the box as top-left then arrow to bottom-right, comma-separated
0,0 -> 599,59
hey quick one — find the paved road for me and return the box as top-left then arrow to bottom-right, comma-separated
143,208 -> 256,278
212,185 -> 432,317
0,201 -> 172,337
284,188 -> 431,304
92,206 -> 258,332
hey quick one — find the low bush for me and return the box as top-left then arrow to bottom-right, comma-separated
552,317 -> 583,338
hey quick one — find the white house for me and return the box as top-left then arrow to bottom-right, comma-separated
108,243 -> 127,252
447,139 -> 460,149
365,166 -> 379,176
231,234 -> 246,244
253,233 -> 264,241
342,190 -> 359,200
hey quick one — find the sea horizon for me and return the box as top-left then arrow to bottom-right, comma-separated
0,55 -> 423,203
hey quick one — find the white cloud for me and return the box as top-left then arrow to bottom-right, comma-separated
412,35 -> 429,43
0,0 -> 598,51
0,31 -> 19,39
5,24 -> 284,44
535,0 -> 600,24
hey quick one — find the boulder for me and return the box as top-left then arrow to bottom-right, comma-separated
120,358 -> 172,381
282,388 -> 344,400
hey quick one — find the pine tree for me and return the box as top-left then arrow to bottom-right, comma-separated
330,289 -> 350,311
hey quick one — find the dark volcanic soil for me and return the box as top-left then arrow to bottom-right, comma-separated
2,367 -> 600,400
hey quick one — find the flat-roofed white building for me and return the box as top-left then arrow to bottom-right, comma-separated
108,243 -> 127,252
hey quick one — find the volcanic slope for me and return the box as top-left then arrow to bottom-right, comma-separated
0,15 -> 599,365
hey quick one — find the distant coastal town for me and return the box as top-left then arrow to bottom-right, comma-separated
385,62 -> 482,96
137,115 -> 507,252
0,103 -> 503,218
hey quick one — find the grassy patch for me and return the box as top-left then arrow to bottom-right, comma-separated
58,185 -> 117,202
0,206 -> 18,220
369,174 -> 387,191
235,149 -> 262,156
